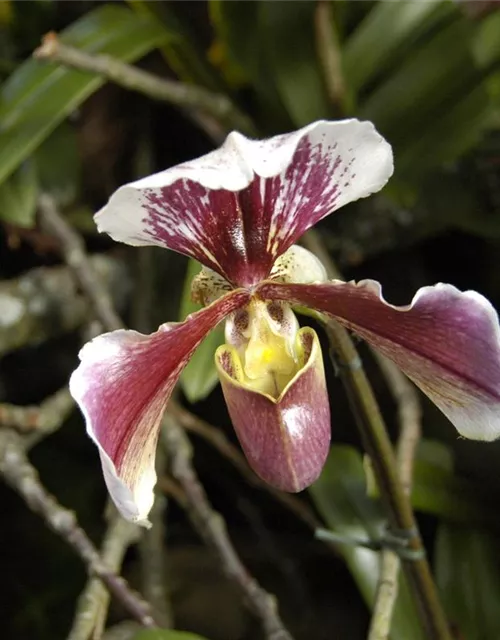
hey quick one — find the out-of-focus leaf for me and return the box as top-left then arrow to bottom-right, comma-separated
397,82 -> 493,181
344,0 -> 451,92
179,259 -> 224,403
310,445 -> 424,640
209,0 -> 290,131
435,525 -> 500,640
360,16 -> 477,147
259,2 -> 331,126
128,0 -> 222,90
472,10 -> 500,102
133,630 -> 209,640
0,0 -> 12,26
370,439 -> 500,530
0,159 -> 37,227
0,5 -> 168,186
34,122 -> 80,207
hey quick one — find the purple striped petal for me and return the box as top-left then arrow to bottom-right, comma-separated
69,290 -> 249,525
216,328 -> 331,491
95,120 -> 392,288
258,280 -> 500,442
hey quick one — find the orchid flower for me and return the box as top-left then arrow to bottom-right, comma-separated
70,119 -> 500,527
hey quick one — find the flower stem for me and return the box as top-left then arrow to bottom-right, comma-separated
324,319 -> 451,640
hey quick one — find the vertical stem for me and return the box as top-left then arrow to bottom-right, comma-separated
324,320 -> 451,640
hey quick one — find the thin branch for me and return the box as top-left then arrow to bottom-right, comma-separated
68,514 -> 141,640
33,33 -> 257,141
0,254 -> 125,356
39,194 -> 123,333
368,355 -> 422,640
169,401 -> 321,531
302,230 -> 450,640
162,414 -> 294,640
0,386 -> 73,435
0,430 -> 156,629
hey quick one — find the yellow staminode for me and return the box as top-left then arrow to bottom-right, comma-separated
239,301 -> 299,397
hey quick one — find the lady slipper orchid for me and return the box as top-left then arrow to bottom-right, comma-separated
70,119 -> 500,527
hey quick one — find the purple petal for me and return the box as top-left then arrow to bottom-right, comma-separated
258,280 -> 500,442
69,290 -> 249,525
96,120 -> 392,287
216,328 -> 331,491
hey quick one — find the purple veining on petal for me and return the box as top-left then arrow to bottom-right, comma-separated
140,137 -> 344,286
69,289 -> 249,524
95,120 -> 393,289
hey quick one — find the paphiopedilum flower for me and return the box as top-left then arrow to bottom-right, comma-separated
70,119 -> 500,526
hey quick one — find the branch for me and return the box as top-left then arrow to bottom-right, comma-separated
0,430 -> 156,629
302,230 -> 450,640
68,514 -> 141,640
39,194 -> 123,333
0,254 -> 125,356
368,355 -> 422,640
33,33 -> 257,142
162,414 -> 294,640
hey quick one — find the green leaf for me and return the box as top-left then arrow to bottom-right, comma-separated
344,0 -> 452,92
34,122 -> 80,207
0,4 -> 168,186
127,0 -> 222,90
259,1 -> 331,126
132,630 -> 209,640
410,440 -> 500,530
0,159 -> 38,227
209,0 -> 290,131
435,525 -> 500,640
310,445 -> 424,640
359,16 -> 478,148
179,259 -> 224,403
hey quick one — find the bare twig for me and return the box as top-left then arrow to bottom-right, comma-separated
33,33 -> 256,141
39,194 -> 123,333
68,514 -> 141,640
139,488 -> 172,627
0,430 -> 156,629
303,230 -> 450,640
368,355 -> 422,640
0,387 -> 73,435
162,415 -> 293,640
0,254 -> 125,355
169,401 -> 321,531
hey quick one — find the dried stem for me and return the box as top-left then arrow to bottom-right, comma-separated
0,386 -> 73,435
162,414 -> 294,640
39,194 -> 123,333
303,230 -> 450,640
68,514 -> 141,640
0,430 -> 155,629
368,355 -> 422,640
33,33 -> 256,141
169,401 -> 321,531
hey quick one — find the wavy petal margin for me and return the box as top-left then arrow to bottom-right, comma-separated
216,328 -> 331,491
95,120 -> 393,288
258,280 -> 500,442
69,290 -> 249,525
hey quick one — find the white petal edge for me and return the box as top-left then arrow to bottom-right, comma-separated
95,119 -> 394,248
